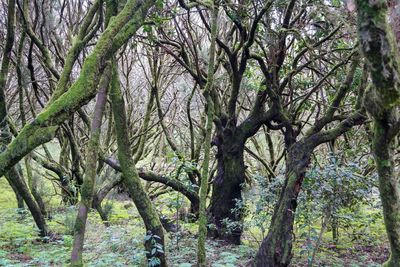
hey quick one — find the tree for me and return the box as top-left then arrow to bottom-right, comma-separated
110,64 -> 168,266
197,0 -> 218,265
254,1 -> 367,264
356,1 -> 400,266
0,0 -> 48,237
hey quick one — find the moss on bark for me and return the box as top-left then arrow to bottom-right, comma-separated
110,65 -> 167,267
356,1 -> 400,265
197,3 -> 218,266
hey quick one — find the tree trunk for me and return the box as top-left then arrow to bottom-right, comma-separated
70,67 -> 110,267
110,65 -> 168,267
372,121 -> 400,267
8,176 -> 25,209
197,2 -> 218,264
209,133 -> 246,245
356,1 -> 400,265
255,144 -> 311,266
5,167 -> 48,236
0,0 -> 48,237
26,159 -> 47,217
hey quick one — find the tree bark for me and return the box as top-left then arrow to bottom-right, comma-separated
356,1 -> 400,265
70,67 -> 110,267
197,2 -> 218,265
9,180 -> 25,209
110,65 -> 168,267
255,143 -> 311,266
5,168 -> 49,236
0,0 -> 48,237
373,121 -> 400,266
209,131 -> 246,245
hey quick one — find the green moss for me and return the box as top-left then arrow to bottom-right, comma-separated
356,0 -> 400,111
110,65 -> 166,266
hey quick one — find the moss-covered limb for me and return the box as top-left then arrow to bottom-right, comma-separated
311,108 -> 366,147
356,0 -> 400,112
0,124 -> 58,177
110,66 -> 167,267
110,0 -> 155,53
19,0 -> 60,80
50,0 -> 103,102
197,3 -> 218,266
356,2 -> 400,266
70,67 -> 111,267
5,167 -> 49,236
102,156 -> 200,211
0,0 -> 154,177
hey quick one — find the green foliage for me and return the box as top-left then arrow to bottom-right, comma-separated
212,251 -> 239,267
145,232 -> 164,266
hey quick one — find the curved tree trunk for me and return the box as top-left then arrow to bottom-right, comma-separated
197,2 -> 218,265
70,67 -> 110,266
8,174 -> 25,209
0,0 -> 48,237
255,143 -> 311,266
356,1 -> 400,265
110,65 -> 167,267
373,121 -> 400,267
5,168 -> 49,236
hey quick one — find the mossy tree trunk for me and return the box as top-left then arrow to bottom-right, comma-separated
110,65 -> 168,267
255,142 -> 311,266
70,67 -> 111,267
4,168 -> 49,236
208,95 -> 273,244
0,0 -> 48,237
255,111 -> 366,266
373,121 -> 400,266
356,1 -> 400,266
209,131 -> 246,245
197,2 -> 218,266
0,0 -> 156,191
254,53 -> 366,266
9,180 -> 25,209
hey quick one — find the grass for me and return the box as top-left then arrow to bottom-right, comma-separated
0,174 -> 390,266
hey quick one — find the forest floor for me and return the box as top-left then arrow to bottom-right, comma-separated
0,178 -> 389,267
